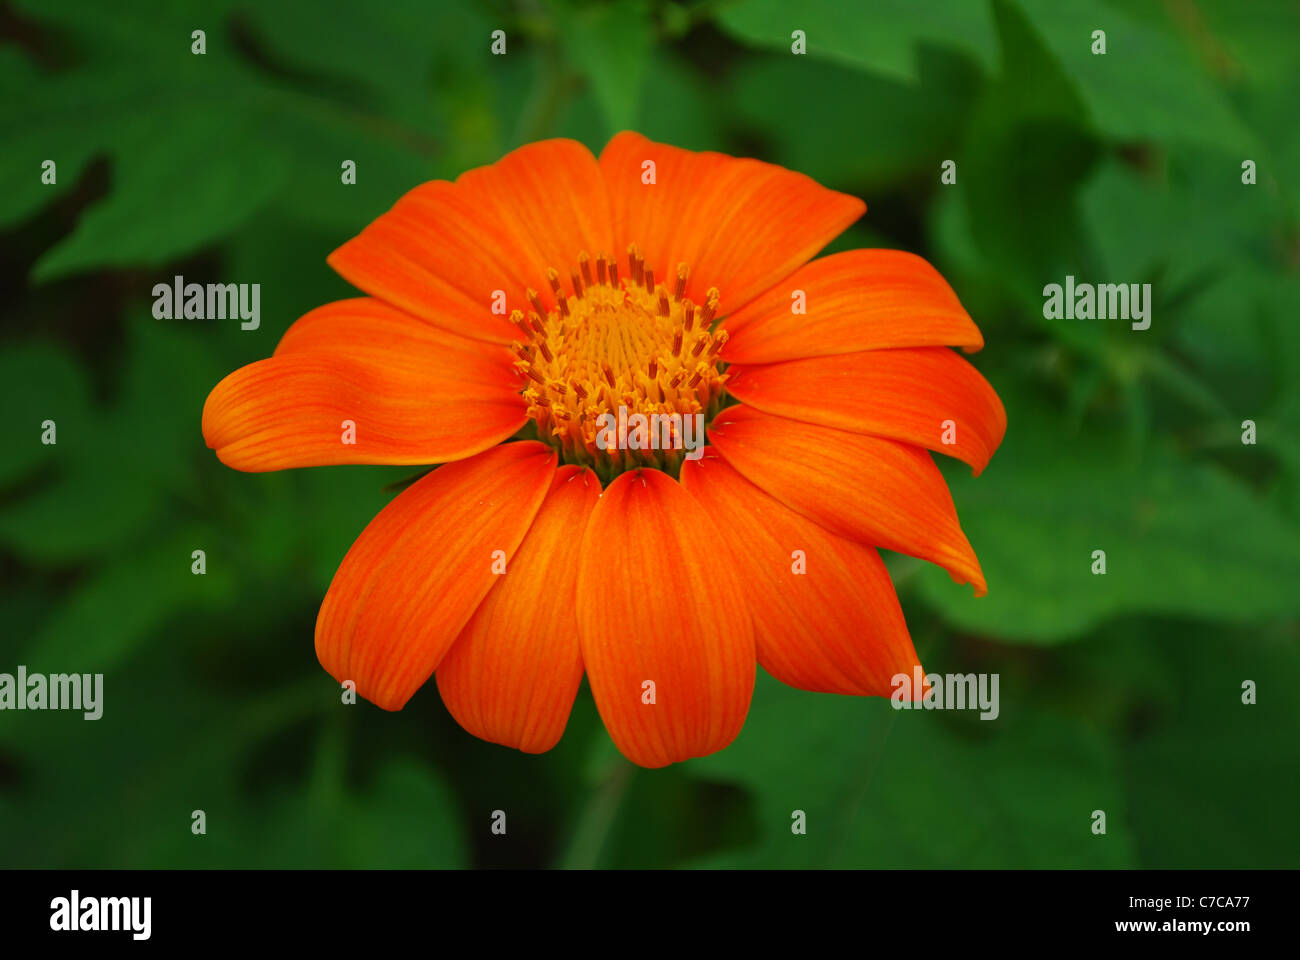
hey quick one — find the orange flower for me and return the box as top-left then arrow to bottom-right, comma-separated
202,133 -> 1005,768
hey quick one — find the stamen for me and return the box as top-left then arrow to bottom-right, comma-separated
628,245 -> 642,285
510,247 -> 728,480
702,286 -> 722,327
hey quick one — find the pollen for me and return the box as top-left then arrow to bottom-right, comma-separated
510,245 -> 728,481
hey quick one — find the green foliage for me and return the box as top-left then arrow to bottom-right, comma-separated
691,672 -> 1135,867
917,398 -> 1300,641
1014,0 -> 1255,148
552,0 -> 654,136
717,0 -> 998,82
1,0 -> 1296,868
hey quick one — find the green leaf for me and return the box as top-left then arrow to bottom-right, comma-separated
5,0 -> 441,279
25,529 -> 237,672
337,757 -> 469,867
31,107 -> 293,282
552,0 -> 653,137
0,49 -> 100,226
1081,153 -> 1282,296
1119,624 -> 1300,867
238,0 -> 503,226
717,0 -> 997,83
726,49 -> 980,190
3,2 -> 290,279
0,454 -> 161,561
0,313 -> 224,561
956,0 -> 1100,295
1012,0 -> 1255,149
0,340 -> 90,486
634,56 -> 721,151
238,0 -> 484,122
1153,0 -> 1300,90
691,672 -> 1133,867
256,732 -> 469,868
917,400 -> 1300,642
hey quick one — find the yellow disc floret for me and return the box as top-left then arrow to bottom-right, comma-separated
510,245 -> 728,480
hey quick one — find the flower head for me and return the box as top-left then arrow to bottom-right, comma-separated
202,133 -> 1005,767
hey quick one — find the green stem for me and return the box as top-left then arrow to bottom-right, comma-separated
560,759 -> 635,869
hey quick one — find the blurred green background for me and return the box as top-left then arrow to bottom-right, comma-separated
2,0 -> 1298,868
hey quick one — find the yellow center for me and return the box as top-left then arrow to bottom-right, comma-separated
511,244 -> 728,481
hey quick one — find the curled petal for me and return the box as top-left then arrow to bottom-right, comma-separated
681,451 -> 922,696
316,442 -> 557,710
709,405 -> 986,595
202,298 -> 525,471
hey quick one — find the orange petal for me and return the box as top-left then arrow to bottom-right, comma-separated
708,405 -> 986,595
315,442 -> 557,711
598,131 -> 864,314
436,465 -> 600,753
575,468 -> 755,768
681,451 -> 922,696
202,298 -> 526,472
725,347 -> 1007,475
328,139 -> 614,345
722,249 -> 984,365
